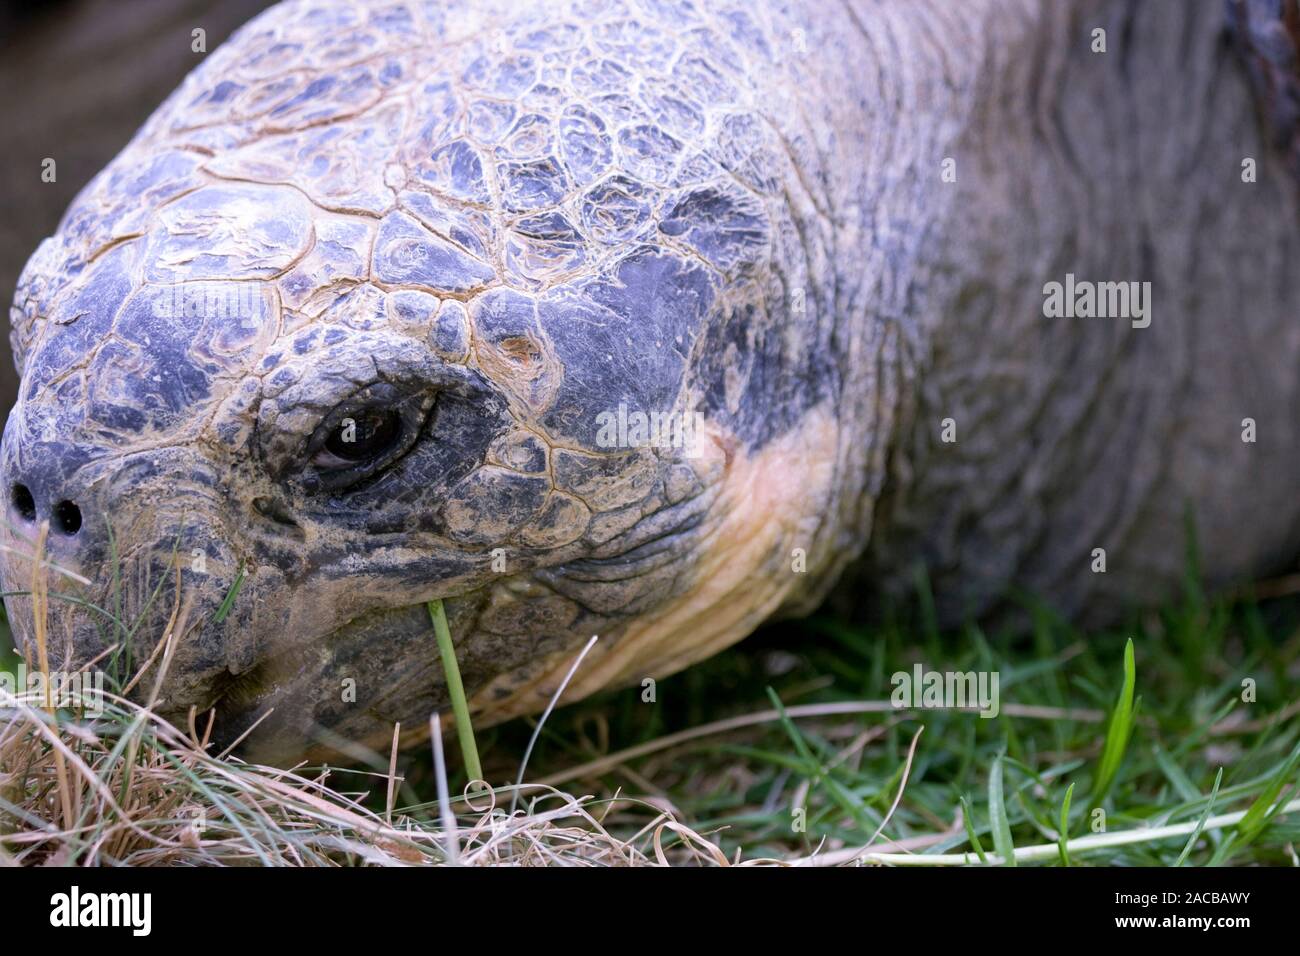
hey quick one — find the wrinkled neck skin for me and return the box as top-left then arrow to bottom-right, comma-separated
833,0 -> 1300,625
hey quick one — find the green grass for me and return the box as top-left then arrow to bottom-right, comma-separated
455,575 -> 1300,865
3,554 -> 1298,865
427,598 -> 482,783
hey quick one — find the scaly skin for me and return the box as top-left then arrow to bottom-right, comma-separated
2,0 -> 1298,761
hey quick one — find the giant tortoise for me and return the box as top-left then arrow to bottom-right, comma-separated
3,0 -> 1299,760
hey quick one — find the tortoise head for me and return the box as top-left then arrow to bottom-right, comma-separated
0,179 -> 740,759
0,1 -> 860,762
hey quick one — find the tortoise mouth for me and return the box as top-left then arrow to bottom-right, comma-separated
206,659 -> 279,727
198,595 -> 480,764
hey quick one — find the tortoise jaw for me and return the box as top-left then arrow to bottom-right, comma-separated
200,598 -> 470,764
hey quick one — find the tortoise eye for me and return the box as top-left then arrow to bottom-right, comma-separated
324,407 -> 402,462
302,383 -> 432,492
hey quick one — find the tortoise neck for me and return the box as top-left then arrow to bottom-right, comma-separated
839,0 -> 1300,621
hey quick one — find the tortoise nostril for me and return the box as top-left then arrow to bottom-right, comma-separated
11,484 -> 36,522
253,496 -> 300,528
53,500 -> 82,535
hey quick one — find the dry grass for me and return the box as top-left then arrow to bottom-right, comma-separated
0,528 -> 740,867
0,532 -> 768,867
0,684 -> 763,866
0,530 -> 806,867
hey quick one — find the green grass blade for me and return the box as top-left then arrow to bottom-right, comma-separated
1175,767 -> 1222,867
1057,782 -> 1075,866
211,561 -> 246,625
959,794 -> 988,864
988,754 -> 1016,866
428,599 -> 483,784
1227,739 -> 1300,853
1153,744 -> 1202,804
1091,638 -> 1137,806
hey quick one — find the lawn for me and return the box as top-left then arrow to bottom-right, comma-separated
1,561 -> 1297,866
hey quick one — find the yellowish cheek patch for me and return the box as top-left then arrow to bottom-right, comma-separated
469,404 -> 841,725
